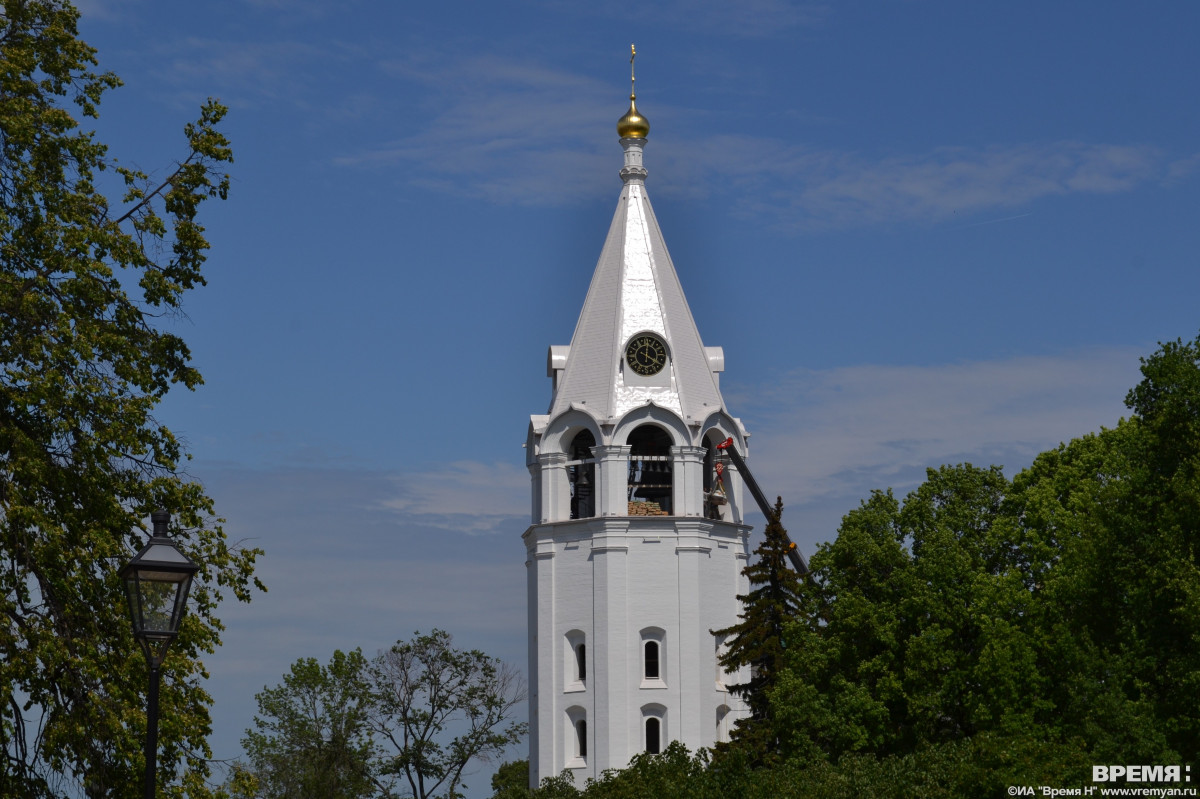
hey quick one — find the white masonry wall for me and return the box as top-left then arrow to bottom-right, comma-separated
524,513 -> 749,786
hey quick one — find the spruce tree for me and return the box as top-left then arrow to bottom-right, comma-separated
712,498 -> 805,763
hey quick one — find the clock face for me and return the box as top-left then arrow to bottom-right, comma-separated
625,334 -> 667,376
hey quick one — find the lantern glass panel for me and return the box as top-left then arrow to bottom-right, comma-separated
141,578 -> 183,635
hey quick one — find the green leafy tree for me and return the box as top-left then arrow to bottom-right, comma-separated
0,1 -> 260,795
241,633 -> 528,799
769,333 -> 1200,774
771,465 -> 1048,764
769,487 -> 911,763
489,759 -> 529,798
544,737 -> 1091,799
525,771 -> 579,799
370,629 -> 528,799
236,650 -> 376,799
1011,333 -> 1200,760
570,742 -> 707,799
711,499 -> 804,763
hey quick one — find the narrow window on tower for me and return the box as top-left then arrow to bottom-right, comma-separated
568,430 -> 597,519
640,628 -> 666,688
644,640 -> 659,680
645,717 -> 661,754
565,707 -> 587,768
565,631 -> 586,692
641,704 -> 666,755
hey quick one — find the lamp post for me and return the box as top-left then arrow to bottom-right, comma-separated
119,510 -> 199,799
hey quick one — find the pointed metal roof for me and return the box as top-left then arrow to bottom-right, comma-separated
547,131 -> 726,426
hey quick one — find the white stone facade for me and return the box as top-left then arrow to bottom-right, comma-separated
524,131 -> 751,786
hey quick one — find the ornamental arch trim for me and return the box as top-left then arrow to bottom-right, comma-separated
539,407 -> 605,455
612,404 -> 688,449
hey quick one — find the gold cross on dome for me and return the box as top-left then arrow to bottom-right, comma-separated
630,44 -> 636,95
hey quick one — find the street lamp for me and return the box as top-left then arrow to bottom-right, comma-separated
120,510 -> 199,799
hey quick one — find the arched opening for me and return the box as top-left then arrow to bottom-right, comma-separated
645,716 -> 661,754
703,438 -> 714,494
640,628 -> 665,687
565,706 -> 587,767
644,640 -> 660,680
565,631 -> 586,690
568,429 -> 596,519
627,424 -> 672,516
702,434 -> 729,521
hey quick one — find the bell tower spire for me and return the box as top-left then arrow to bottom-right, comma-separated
524,50 -> 751,787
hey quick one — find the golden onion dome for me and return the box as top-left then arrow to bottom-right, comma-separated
617,93 -> 650,138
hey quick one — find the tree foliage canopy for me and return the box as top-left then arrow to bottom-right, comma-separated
771,465 -> 1040,762
237,631 -> 527,799
0,1 -> 260,795
769,332 -> 1200,771
236,650 -> 375,799
372,629 -> 528,799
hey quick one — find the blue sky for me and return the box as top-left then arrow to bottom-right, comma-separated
75,0 -> 1198,791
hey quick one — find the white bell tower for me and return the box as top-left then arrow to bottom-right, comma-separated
524,51 -> 751,786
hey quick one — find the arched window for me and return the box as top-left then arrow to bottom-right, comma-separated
702,435 -> 729,520
565,706 -> 587,767
644,640 -> 660,680
640,628 -> 665,687
645,717 -> 661,754
627,425 -> 672,516
568,430 -> 596,519
641,703 -> 666,755
565,631 -> 586,691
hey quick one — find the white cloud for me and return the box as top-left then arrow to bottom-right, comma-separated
74,0 -> 130,20
126,33 -> 370,118
731,347 -> 1145,541
378,460 -> 530,532
112,26 -> 1182,222
154,37 -> 334,105
341,51 -> 1176,224
196,463 -> 530,763
668,137 -> 1164,229
335,55 -> 619,204
1165,152 -> 1200,184
214,555 -> 526,675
